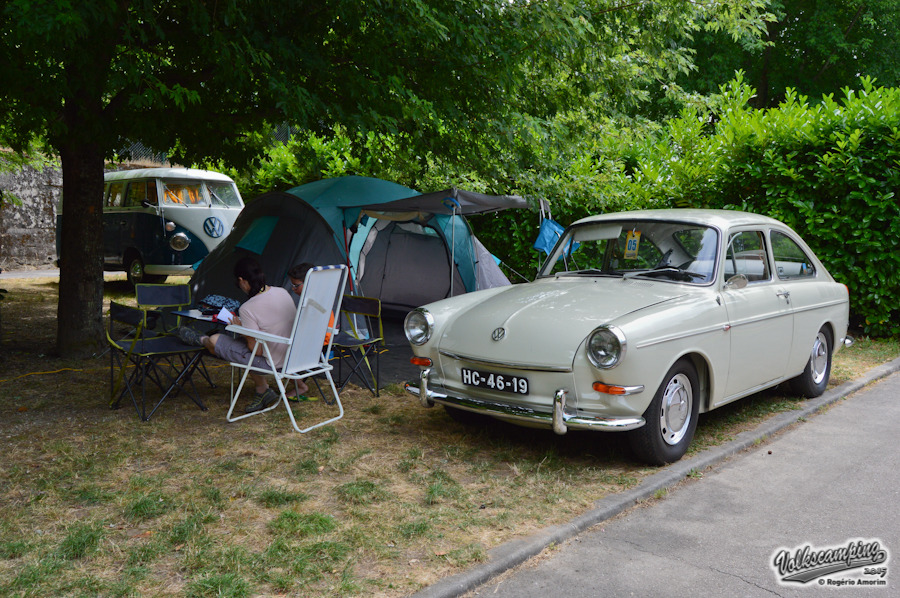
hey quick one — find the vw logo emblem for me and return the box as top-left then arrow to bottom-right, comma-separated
203,217 -> 225,238
491,327 -> 506,342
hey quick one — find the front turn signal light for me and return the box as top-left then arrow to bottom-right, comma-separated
410,357 -> 433,367
592,382 -> 627,395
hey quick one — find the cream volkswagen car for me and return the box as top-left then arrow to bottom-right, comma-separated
404,209 -> 851,465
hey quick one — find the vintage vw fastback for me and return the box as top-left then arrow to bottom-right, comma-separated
404,209 -> 851,464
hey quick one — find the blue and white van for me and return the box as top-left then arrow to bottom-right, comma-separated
58,168 -> 244,284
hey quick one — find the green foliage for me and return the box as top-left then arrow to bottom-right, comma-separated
616,75 -> 900,336
685,0 -> 900,109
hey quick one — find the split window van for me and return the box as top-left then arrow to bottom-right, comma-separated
58,168 -> 244,284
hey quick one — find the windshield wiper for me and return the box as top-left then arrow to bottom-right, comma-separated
625,267 -> 706,282
209,189 -> 227,206
557,269 -> 623,277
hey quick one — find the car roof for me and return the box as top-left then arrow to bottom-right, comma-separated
571,208 -> 784,230
104,168 -> 235,183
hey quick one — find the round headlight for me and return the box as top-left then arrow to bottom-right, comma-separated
169,232 -> 191,251
587,326 -> 626,369
405,309 -> 434,346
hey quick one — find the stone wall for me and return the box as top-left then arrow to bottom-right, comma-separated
0,164 -> 62,271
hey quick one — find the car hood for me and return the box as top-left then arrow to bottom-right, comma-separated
437,277 -> 688,369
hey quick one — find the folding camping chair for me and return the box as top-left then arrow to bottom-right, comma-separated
332,295 -> 384,396
136,283 -> 217,389
226,265 -> 348,433
107,302 -> 207,421
135,283 -> 192,333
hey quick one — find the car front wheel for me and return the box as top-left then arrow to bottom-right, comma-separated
126,253 -> 166,286
790,327 -> 832,398
628,358 -> 700,465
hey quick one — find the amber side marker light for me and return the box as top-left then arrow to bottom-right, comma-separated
410,357 -> 433,367
592,382 -> 627,395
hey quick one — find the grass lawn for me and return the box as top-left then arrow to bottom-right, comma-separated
0,275 -> 897,597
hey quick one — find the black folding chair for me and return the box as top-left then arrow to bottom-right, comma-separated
107,302 -> 208,421
136,283 -> 216,389
135,283 -> 191,333
331,295 -> 384,396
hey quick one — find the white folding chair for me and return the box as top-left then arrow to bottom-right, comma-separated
225,265 -> 348,433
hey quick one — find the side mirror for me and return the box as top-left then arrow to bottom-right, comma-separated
724,274 -> 748,290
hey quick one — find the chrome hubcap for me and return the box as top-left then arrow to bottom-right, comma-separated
129,261 -> 143,282
659,373 -> 692,446
811,332 -> 828,385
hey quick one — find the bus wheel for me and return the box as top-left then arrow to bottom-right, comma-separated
126,254 -> 146,286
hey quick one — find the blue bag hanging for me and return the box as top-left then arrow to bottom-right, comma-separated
533,218 -> 579,258
533,218 -> 565,255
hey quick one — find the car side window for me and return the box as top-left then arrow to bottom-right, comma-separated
124,181 -> 148,207
107,182 -> 125,208
725,231 -> 770,282
771,231 -> 816,279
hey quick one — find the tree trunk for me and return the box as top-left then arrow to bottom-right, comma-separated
56,145 -> 106,358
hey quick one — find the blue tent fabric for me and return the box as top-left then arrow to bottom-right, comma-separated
287,176 -> 420,252
235,215 -> 278,254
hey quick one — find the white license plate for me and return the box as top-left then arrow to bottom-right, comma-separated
460,367 -> 529,395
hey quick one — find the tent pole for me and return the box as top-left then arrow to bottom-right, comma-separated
450,206 -> 456,296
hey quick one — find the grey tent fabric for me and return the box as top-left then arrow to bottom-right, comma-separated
190,192 -> 345,305
358,221 -> 467,310
473,236 -> 511,290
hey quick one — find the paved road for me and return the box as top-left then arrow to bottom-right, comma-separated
0,267 -> 60,279
464,370 -> 899,597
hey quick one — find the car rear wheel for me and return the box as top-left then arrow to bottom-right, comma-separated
628,358 -> 700,465
790,327 -> 832,398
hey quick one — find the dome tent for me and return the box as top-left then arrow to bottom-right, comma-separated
191,176 -> 531,313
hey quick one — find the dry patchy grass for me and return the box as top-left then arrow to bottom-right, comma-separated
0,275 -> 896,597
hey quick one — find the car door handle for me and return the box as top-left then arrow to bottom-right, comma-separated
776,290 -> 791,304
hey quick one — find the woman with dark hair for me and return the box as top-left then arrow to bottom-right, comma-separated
178,256 -> 297,413
233,256 -> 267,298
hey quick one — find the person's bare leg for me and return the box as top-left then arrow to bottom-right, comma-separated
207,333 -> 269,394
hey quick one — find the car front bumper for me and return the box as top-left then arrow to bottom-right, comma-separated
405,368 -> 646,435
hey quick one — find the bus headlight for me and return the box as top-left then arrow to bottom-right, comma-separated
169,232 -> 191,251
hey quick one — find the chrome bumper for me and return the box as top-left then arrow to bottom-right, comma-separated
405,368 -> 645,435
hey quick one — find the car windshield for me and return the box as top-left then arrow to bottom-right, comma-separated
207,182 -> 243,207
538,219 -> 720,284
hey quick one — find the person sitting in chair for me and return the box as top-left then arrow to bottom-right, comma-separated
178,256 -> 296,413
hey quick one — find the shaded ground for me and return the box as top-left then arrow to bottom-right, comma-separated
376,316 -> 418,386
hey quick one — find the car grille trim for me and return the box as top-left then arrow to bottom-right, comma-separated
438,350 -> 572,373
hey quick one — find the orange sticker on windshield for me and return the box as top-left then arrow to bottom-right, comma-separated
624,231 -> 641,260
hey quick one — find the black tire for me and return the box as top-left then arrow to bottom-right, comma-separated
125,254 -> 166,286
628,358 -> 700,465
790,327 -> 832,398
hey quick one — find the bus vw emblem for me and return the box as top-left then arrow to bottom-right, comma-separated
492,327 -> 506,342
203,217 -> 225,238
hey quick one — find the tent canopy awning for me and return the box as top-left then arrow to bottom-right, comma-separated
374,188 -> 544,215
